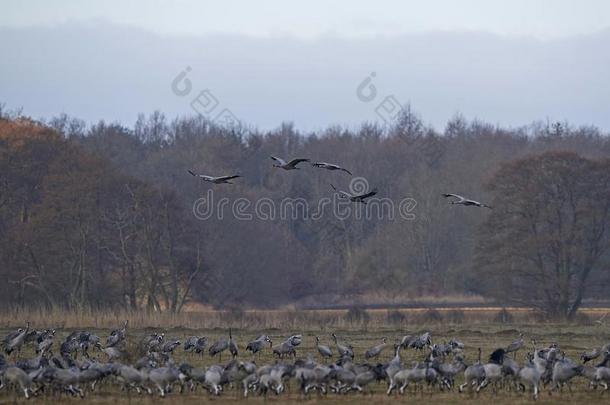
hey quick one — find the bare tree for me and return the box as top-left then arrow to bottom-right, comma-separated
475,152 -> 610,319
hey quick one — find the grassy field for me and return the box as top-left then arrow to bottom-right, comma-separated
1,310 -> 610,404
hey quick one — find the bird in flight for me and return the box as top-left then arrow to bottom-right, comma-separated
443,193 -> 492,209
188,170 -> 241,184
331,184 -> 378,204
270,156 -> 310,170
311,162 -> 352,175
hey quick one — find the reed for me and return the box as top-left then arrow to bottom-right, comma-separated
1,306 -> 608,330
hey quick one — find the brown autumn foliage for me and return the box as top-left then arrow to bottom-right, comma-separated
0,117 -> 203,312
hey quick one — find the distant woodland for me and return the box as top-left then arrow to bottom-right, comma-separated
0,106 -> 608,319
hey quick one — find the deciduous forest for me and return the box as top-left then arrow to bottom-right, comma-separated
1,107 -> 608,319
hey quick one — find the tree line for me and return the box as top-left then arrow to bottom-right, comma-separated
0,107 -> 608,319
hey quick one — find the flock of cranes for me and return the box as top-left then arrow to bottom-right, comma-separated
2,323 -> 609,400
188,156 -> 492,208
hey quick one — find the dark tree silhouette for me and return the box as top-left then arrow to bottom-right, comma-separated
475,152 -> 610,319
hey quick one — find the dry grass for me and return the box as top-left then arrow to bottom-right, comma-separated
1,307 -> 608,331
291,292 -> 490,308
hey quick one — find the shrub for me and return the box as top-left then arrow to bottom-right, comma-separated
225,306 -> 246,325
573,311 -> 592,325
345,307 -> 370,326
446,310 -> 465,324
386,310 -> 408,325
418,309 -> 443,324
493,308 -> 514,324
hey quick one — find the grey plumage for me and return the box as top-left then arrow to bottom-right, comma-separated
106,320 -> 128,348
365,337 -> 388,360
228,329 -> 239,358
330,184 -> 378,204
581,348 -> 601,363
184,336 -> 208,354
311,162 -> 352,175
273,341 -> 296,358
331,333 -> 354,359
459,347 -> 484,393
188,170 -> 241,184
162,339 -> 181,354
246,335 -> 272,355
3,323 -> 30,355
208,337 -> 229,358
506,332 -> 525,357
1,366 -> 34,398
209,330 -> 236,360
270,156 -> 310,170
399,335 -> 414,350
443,193 -> 492,209
315,336 -> 333,360
410,332 -> 432,350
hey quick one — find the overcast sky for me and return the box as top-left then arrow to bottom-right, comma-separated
3,0 -> 610,39
1,0 -> 609,131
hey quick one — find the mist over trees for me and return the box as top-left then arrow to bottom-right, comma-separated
1,107 -> 609,319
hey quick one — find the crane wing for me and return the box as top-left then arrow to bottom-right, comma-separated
215,175 -> 241,181
330,184 -> 351,198
287,158 -> 310,167
358,189 -> 378,199
270,156 -> 286,166
443,193 -> 466,201
188,170 -> 210,179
